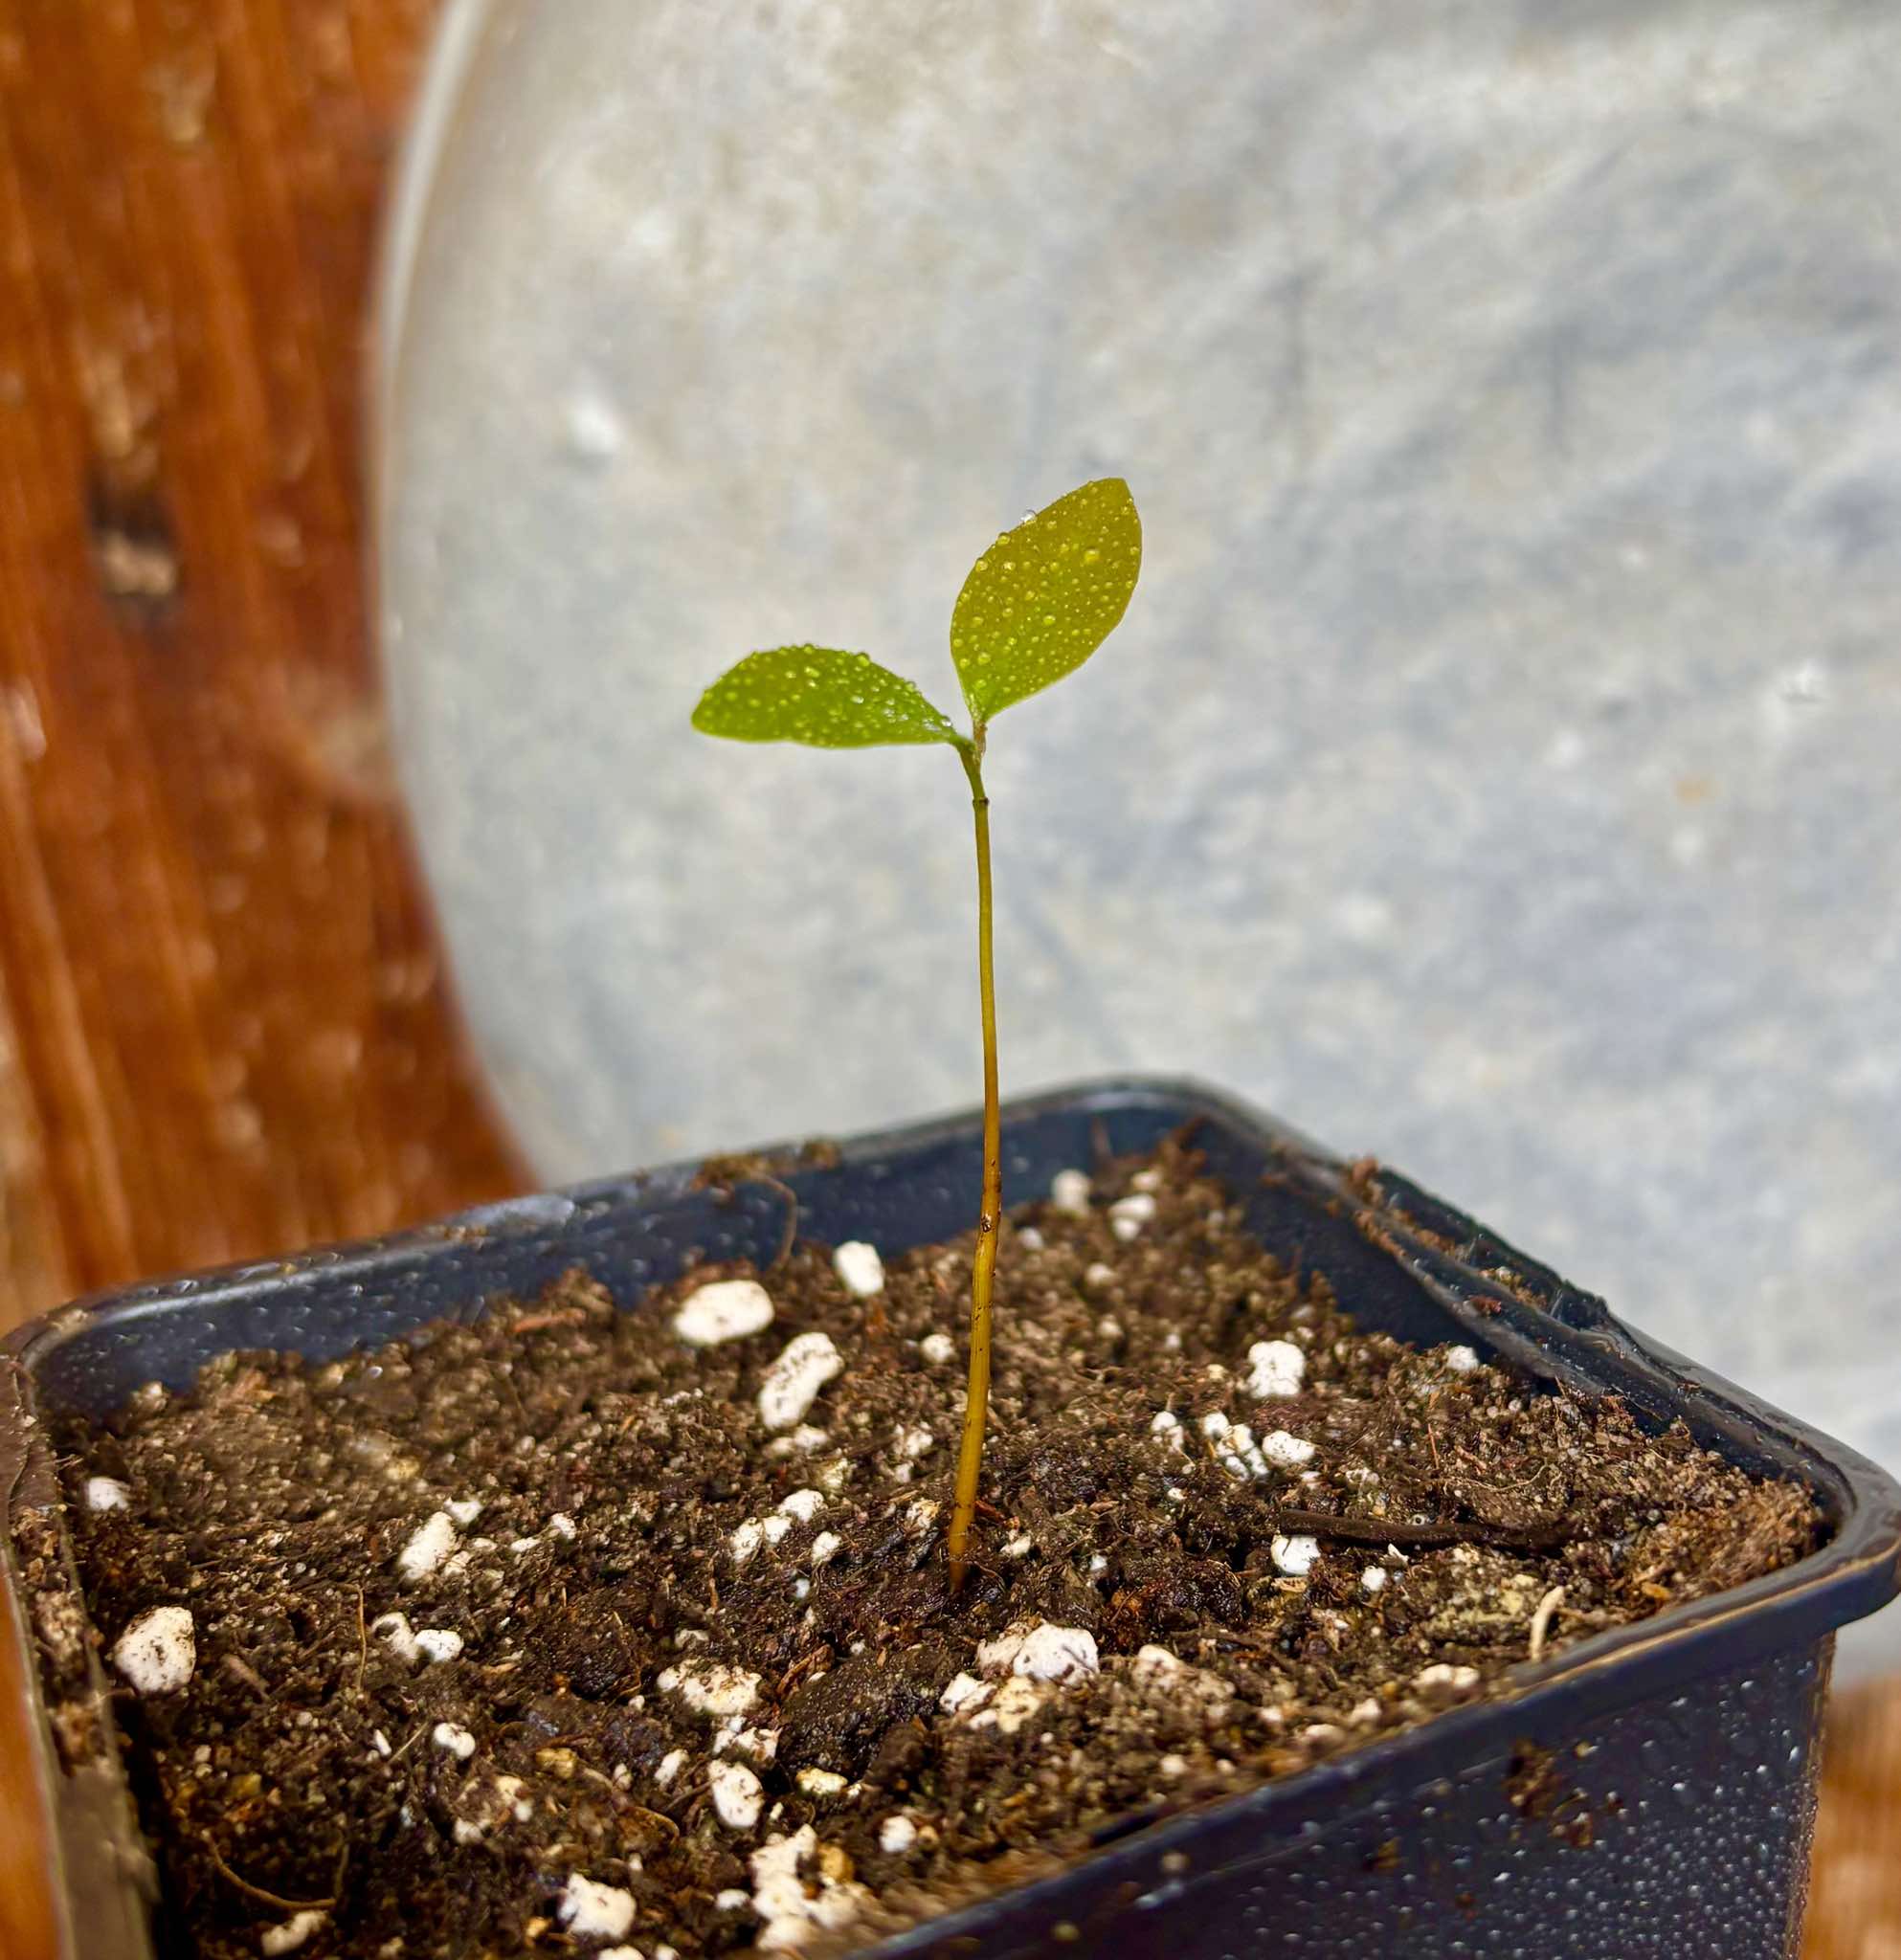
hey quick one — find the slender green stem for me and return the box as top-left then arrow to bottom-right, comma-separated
947,732 -> 1000,1590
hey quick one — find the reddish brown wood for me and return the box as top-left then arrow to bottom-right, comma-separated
1805,1677 -> 1901,1960
1,11 -> 523,1933
0,0 -> 522,1338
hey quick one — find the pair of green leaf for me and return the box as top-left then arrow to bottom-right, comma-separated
691,479 -> 1142,748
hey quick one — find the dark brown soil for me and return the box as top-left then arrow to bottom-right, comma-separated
58,1137 -> 1820,1959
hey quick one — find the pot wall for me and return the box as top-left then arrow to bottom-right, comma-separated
868,1643 -> 1829,1960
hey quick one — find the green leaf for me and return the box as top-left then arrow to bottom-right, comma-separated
691,645 -> 961,748
950,478 -> 1141,723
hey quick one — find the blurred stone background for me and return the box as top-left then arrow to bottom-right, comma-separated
381,0 -> 1901,1663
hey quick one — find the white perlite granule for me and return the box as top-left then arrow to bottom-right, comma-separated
767,1423 -> 830,1459
1128,1644 -> 1236,1712
939,1672 -> 993,1715
1049,1169 -> 1092,1214
751,1826 -> 867,1950
1246,1339 -> 1307,1398
970,1676 -> 1047,1735
758,1331 -> 843,1430
1205,1416 -> 1269,1480
1270,1533 -> 1320,1577
980,1620 -> 1100,1683
974,1624 -> 1028,1675
1414,1662 -> 1481,1693
714,1721 -> 778,1763
370,1612 -> 421,1663
110,1606 -> 195,1695
260,1910 -> 327,1955
1109,1192 -> 1156,1240
710,1760 -> 765,1829
658,1659 -> 762,1718
558,1873 -> 637,1941
673,1278 -> 775,1346
375,1612 -> 463,1665
832,1240 -> 885,1297
396,1511 -> 460,1583
84,1476 -> 131,1512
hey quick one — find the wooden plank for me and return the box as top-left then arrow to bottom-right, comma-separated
0,0 -> 521,1334
1805,1676 -> 1901,1960
0,4 -> 520,1947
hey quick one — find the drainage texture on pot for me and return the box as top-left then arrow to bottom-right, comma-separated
4,1078 -> 1897,1960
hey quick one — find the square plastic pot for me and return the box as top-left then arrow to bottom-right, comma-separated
4,1078 -> 1898,1960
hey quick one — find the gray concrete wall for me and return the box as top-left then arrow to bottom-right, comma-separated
379,0 -> 1901,1663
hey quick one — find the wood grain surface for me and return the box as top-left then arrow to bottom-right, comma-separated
1808,1677 -> 1901,1960
0,4 -> 1890,1957
0,0 -> 520,1339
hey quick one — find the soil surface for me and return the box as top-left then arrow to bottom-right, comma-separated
58,1138 -> 1820,1958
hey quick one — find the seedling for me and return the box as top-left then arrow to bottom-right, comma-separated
691,479 -> 1143,1586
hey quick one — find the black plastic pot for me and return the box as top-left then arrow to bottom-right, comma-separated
5,1077 -> 1898,1960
